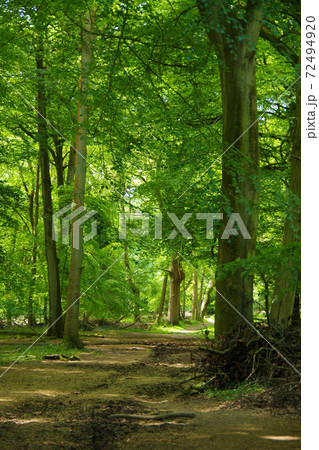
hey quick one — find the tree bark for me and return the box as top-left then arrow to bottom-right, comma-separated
36,39 -> 63,338
168,255 -> 185,325
66,143 -> 76,185
182,279 -> 186,319
270,87 -> 301,327
199,271 -> 204,306
52,137 -> 65,188
260,272 -> 270,326
200,278 -> 214,318
120,199 -> 141,320
27,163 -> 40,326
197,0 -> 263,338
191,271 -> 199,321
124,244 -> 141,321
157,272 -> 168,324
64,10 -> 96,348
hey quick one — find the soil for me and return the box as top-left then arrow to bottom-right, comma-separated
0,327 -> 301,449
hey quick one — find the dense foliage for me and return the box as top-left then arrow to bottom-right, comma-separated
0,0 -> 300,342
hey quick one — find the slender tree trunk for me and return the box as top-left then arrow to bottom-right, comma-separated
197,0 -> 263,338
59,141 -> 76,298
259,272 -> 270,325
43,296 -> 48,325
191,271 -> 199,320
124,244 -> 141,321
52,137 -> 64,188
199,271 -> 204,305
66,143 -> 76,185
28,163 -> 40,326
121,199 -> 141,320
157,272 -> 168,324
182,279 -> 186,319
64,10 -> 96,348
7,226 -> 18,326
36,39 -> 63,338
270,88 -> 301,327
168,255 -> 185,325
200,278 -> 214,319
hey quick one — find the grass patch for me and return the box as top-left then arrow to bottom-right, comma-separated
204,382 -> 265,402
0,325 -> 44,339
0,342 -> 84,365
150,319 -> 214,335
118,321 -> 215,337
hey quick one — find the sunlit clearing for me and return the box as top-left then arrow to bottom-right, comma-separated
261,435 -> 300,441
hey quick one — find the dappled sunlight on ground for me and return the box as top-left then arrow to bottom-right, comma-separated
8,418 -> 51,424
28,368 -> 84,374
261,435 -> 301,441
0,332 -> 300,449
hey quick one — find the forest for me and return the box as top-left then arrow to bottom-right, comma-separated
0,0 -> 301,448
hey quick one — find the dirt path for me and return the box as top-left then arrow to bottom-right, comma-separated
0,331 -> 300,449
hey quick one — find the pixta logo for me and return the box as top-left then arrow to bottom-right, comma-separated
52,203 -> 97,249
119,212 -> 251,240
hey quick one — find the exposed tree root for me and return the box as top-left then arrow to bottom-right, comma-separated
192,324 -> 301,410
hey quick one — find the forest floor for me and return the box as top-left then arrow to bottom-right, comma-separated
0,324 -> 300,449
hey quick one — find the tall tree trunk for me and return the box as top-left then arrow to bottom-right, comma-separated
64,10 -> 96,348
124,244 -> 141,321
7,226 -> 18,325
59,141 -> 76,298
28,163 -> 40,326
197,0 -> 263,338
157,272 -> 168,324
199,271 -> 204,306
66,143 -> 76,185
168,255 -> 185,325
120,199 -> 141,320
270,88 -> 301,327
182,279 -> 186,319
36,39 -> 63,338
191,271 -> 199,320
200,278 -> 214,319
52,137 -> 64,188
